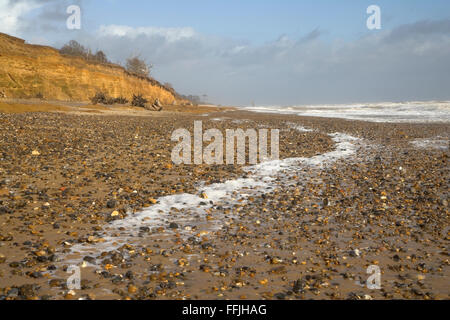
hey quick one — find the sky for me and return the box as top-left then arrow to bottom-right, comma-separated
1,0 -> 450,106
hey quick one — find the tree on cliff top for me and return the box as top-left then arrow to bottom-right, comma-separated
60,40 -> 87,57
60,40 -> 110,64
126,55 -> 152,78
93,50 -> 108,64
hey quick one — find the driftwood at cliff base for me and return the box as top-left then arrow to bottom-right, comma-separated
144,104 -> 162,111
143,99 -> 163,111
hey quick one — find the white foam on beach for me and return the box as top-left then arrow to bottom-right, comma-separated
62,128 -> 363,264
286,122 -> 314,132
303,133 -> 360,166
113,177 -> 273,233
248,132 -> 361,176
243,101 -> 450,123
231,119 -> 249,124
410,137 -> 449,150
210,118 -> 249,124
65,177 -> 275,261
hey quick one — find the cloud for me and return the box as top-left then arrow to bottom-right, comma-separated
299,28 -> 322,43
0,0 -> 42,35
0,0 -> 83,40
52,19 -> 450,105
384,19 -> 450,43
98,25 -> 196,43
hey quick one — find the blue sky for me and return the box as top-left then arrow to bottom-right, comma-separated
1,0 -> 450,105
82,0 -> 450,42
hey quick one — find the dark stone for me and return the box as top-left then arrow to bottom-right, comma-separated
29,271 -> 43,278
169,222 -> 178,229
110,252 -> 124,264
293,279 -> 306,293
0,206 -> 12,214
100,271 -> 111,278
7,288 -> 19,298
201,243 -> 213,250
111,276 -> 123,284
9,261 -> 22,268
106,200 -> 116,208
83,256 -> 96,264
149,264 -> 162,272
49,279 -> 64,288
274,292 -> 286,300
36,256 -> 47,262
19,284 -> 37,298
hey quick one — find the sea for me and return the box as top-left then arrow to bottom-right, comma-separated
242,100 -> 450,123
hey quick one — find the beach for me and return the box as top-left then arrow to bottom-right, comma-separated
0,103 -> 448,300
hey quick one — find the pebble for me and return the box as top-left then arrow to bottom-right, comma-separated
128,285 -> 138,294
111,211 -> 119,217
106,200 -> 116,208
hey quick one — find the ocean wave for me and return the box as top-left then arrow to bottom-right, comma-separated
243,101 -> 450,123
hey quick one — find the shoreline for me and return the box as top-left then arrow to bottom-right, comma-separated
0,106 -> 448,300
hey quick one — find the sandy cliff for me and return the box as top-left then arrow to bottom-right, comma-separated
0,33 -> 179,104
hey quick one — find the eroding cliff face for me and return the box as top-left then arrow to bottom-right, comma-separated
0,33 -> 178,104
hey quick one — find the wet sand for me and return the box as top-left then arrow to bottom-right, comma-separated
0,107 -> 448,300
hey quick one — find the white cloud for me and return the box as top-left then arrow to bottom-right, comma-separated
0,0 -> 41,35
0,0 -> 67,37
98,25 -> 196,43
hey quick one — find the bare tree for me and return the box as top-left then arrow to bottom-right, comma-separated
93,50 -> 109,63
60,41 -> 110,64
126,55 -> 152,77
60,40 -> 87,57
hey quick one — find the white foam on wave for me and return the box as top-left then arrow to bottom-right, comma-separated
243,101 -> 450,123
